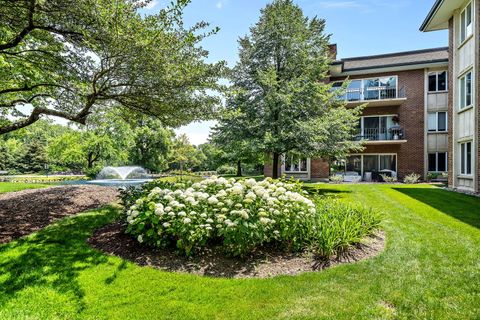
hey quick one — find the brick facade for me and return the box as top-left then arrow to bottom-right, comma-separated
310,159 -> 330,179
331,69 -> 427,179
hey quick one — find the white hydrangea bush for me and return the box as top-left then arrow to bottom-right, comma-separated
125,176 -> 316,256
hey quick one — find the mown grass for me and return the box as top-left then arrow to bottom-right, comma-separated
0,182 -> 48,194
0,184 -> 479,319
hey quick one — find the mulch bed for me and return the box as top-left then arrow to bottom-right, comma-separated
0,185 -> 118,244
89,222 -> 385,278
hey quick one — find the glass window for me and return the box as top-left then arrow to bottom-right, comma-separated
346,155 -> 361,174
347,80 -> 362,101
363,155 -> 378,173
285,154 -> 307,172
438,112 -> 447,131
428,71 -> 447,92
429,73 -> 437,92
466,3 -> 473,37
460,2 -> 473,43
461,142 -> 472,175
379,155 -> 396,171
438,71 -> 447,91
428,112 -> 447,132
428,154 -> 437,172
428,113 -> 437,131
437,152 -> 447,172
459,71 -> 473,109
429,152 -> 447,172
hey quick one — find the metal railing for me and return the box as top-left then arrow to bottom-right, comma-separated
354,127 -> 405,141
340,86 -> 406,102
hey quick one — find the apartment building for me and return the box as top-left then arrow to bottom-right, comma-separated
421,0 -> 478,192
264,47 -> 449,182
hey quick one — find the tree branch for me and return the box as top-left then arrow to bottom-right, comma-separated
0,99 -> 94,135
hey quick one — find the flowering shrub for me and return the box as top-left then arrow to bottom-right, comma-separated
403,173 -> 421,184
125,176 -> 316,256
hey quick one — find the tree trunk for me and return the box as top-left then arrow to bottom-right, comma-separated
236,160 -> 242,177
272,152 -> 280,179
87,153 -> 94,169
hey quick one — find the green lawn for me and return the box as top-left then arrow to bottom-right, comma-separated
0,184 -> 479,319
0,182 -> 48,194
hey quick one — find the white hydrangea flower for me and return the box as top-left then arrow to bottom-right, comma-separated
183,217 -> 191,224
208,196 -> 219,205
163,222 -> 170,227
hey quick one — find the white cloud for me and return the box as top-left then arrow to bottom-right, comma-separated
216,0 -> 228,9
175,121 -> 217,146
145,0 -> 158,10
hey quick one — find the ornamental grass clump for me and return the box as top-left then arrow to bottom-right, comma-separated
309,199 -> 382,258
125,176 -> 316,256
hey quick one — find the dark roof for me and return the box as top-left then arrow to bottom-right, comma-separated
420,0 -> 444,31
332,47 -> 448,73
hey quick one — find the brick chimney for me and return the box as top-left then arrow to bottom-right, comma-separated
328,44 -> 337,60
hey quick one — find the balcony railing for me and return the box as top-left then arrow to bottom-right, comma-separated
354,127 -> 405,141
339,86 -> 406,103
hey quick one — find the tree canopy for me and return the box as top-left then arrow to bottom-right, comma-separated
214,0 -> 362,178
0,0 -> 225,134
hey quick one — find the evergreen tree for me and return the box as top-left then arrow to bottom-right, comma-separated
225,0 -> 362,178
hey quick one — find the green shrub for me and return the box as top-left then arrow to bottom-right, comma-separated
309,199 -> 382,258
380,174 -> 397,183
329,175 -> 344,183
125,176 -> 315,256
403,173 -> 421,184
216,165 -> 237,175
124,176 -> 382,258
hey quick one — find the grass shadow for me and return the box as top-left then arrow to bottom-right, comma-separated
0,206 -> 119,311
393,187 -> 480,229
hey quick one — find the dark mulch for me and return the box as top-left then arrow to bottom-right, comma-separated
0,185 -> 118,244
89,222 -> 385,278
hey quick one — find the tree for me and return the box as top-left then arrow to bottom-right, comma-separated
0,0 -> 224,134
197,142 -> 227,172
169,134 -> 204,172
210,107 -> 263,176
129,117 -> 173,173
226,0 -> 362,178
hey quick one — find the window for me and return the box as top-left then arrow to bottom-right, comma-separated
459,71 -> 473,109
332,77 -> 398,102
460,142 -> 472,175
460,2 -> 473,43
428,152 -> 448,172
284,154 -> 307,172
428,112 -> 447,132
428,71 -> 447,92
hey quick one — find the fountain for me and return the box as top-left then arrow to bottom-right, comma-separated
87,166 -> 152,187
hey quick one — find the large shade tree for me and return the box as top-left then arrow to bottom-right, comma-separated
224,0 -> 362,178
0,0 -> 224,134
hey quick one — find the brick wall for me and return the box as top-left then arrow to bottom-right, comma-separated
263,156 -> 330,180
331,69 -> 427,179
311,159 -> 330,179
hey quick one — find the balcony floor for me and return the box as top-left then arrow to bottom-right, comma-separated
362,139 -> 407,145
347,97 -> 407,107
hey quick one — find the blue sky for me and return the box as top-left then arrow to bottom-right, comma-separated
147,0 -> 448,145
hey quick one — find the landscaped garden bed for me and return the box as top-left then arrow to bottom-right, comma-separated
0,185 -> 118,243
87,176 -> 383,277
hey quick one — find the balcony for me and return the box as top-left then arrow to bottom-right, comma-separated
342,87 -> 407,107
354,127 -> 407,145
